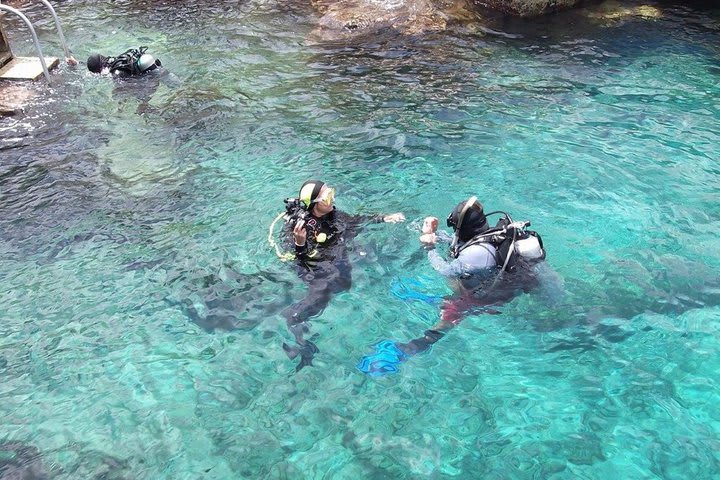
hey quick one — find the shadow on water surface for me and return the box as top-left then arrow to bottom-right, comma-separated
0,442 -> 48,480
165,264 -> 294,333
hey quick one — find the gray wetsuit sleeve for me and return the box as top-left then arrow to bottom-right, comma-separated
428,243 -> 497,278
435,230 -> 453,243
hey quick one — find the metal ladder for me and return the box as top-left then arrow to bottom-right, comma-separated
0,0 -> 72,82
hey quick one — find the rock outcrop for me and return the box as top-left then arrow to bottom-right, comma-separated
309,0 -> 594,41
476,0 -> 583,17
583,1 -> 662,25
310,0 -> 478,41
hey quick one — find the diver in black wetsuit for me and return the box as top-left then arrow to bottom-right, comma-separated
279,180 -> 405,371
86,46 -> 162,76
87,46 -> 179,115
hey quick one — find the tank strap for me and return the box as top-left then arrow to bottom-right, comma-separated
454,228 -> 506,257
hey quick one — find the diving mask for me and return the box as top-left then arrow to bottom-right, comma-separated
447,196 -> 479,230
314,187 -> 335,206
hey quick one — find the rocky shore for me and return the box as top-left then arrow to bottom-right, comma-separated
309,0 -> 667,41
478,0 -> 582,16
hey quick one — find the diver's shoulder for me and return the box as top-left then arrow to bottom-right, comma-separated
461,241 -> 497,253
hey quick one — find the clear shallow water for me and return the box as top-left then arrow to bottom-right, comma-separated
1,0 -> 719,478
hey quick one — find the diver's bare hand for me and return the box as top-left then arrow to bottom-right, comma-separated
293,219 -> 307,246
383,213 -> 405,223
422,216 -> 439,234
419,232 -> 437,246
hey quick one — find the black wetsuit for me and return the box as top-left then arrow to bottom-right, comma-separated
282,207 -> 381,370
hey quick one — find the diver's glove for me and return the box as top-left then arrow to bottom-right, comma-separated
356,340 -> 408,377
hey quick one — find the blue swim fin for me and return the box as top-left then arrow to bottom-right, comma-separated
390,278 -> 442,305
357,340 -> 408,377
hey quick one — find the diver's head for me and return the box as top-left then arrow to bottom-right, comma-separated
447,196 -> 489,242
299,180 -> 335,216
86,54 -> 108,73
137,53 -> 161,72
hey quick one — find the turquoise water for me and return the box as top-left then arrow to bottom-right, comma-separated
1,0 -> 719,477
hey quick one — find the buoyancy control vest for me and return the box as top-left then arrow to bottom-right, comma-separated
453,213 -> 545,273
108,46 -> 161,76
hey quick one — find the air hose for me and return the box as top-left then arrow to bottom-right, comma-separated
268,211 -> 295,261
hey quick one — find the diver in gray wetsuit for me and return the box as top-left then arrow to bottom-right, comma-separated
401,196 -> 547,354
358,197 -> 557,376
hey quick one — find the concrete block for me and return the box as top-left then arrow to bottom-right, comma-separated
0,56 -> 59,81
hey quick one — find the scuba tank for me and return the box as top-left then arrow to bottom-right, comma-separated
108,46 -> 161,76
494,219 -> 546,271
136,53 -> 161,73
514,233 -> 544,260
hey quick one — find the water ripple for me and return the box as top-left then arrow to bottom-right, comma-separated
0,1 -> 719,478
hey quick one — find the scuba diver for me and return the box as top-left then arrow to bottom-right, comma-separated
87,46 -> 179,115
270,180 -> 405,372
358,196 -> 549,376
86,46 -> 162,76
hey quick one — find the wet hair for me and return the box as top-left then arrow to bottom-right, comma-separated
86,54 -> 107,73
448,198 -> 489,243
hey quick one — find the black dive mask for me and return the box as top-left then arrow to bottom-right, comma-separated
446,211 -> 458,229
448,196 -> 489,242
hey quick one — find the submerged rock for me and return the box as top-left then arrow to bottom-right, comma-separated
584,1 -> 663,25
310,0 -> 478,40
0,84 -> 37,117
308,0 -> 627,40
310,0 -> 601,40
169,267 -> 294,333
0,442 -> 48,480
